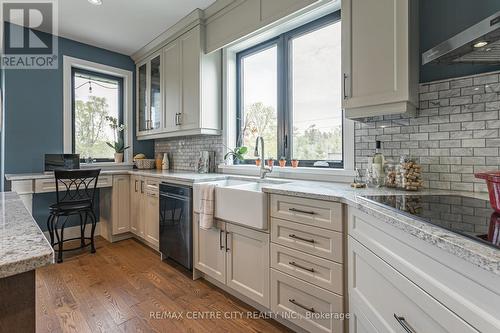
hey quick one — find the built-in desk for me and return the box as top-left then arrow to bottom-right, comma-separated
5,169 -> 226,246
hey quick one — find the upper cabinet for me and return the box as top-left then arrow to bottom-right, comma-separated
137,52 -> 163,135
205,0 -> 322,53
136,24 -> 221,140
342,0 -> 419,119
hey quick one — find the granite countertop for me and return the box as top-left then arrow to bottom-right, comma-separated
0,192 -> 54,279
5,169 -> 227,183
261,181 -> 500,277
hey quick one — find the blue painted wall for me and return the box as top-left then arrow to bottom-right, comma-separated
3,25 -> 154,230
420,0 -> 500,82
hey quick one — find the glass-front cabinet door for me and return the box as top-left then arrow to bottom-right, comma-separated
137,53 -> 162,135
150,55 -> 162,130
137,63 -> 148,132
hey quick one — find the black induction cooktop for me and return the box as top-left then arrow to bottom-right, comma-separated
360,195 -> 500,250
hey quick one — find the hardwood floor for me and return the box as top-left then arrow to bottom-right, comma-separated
36,237 -> 291,333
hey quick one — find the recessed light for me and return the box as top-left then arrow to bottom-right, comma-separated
88,0 -> 102,5
473,41 -> 488,48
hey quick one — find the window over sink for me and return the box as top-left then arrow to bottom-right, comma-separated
236,12 -> 344,168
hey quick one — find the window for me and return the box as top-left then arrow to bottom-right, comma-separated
237,12 -> 343,167
72,69 -> 123,162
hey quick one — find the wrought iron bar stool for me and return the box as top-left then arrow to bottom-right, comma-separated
46,169 -> 101,263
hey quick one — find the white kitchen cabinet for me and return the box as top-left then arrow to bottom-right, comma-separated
341,0 -> 419,119
137,24 -> 221,140
193,217 -> 270,308
130,176 -> 145,238
226,223 -> 270,307
100,175 -> 131,242
136,51 -> 163,136
144,191 -> 160,249
162,40 -> 181,132
348,207 -> 500,333
348,236 -> 477,333
204,0 -> 324,53
193,215 -> 226,284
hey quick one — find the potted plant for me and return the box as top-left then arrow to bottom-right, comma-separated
291,159 -> 299,168
267,157 -> 275,168
224,146 -> 248,163
255,157 -> 261,167
105,116 -> 129,163
279,157 -> 286,168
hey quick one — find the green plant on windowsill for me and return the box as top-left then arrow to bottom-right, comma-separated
105,116 -> 130,163
224,146 -> 248,163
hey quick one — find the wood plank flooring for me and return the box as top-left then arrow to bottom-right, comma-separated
36,237 -> 291,333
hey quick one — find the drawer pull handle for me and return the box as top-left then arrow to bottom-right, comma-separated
394,314 -> 417,333
219,229 -> 224,250
289,299 -> 315,313
289,261 -> 315,272
289,234 -> 315,243
289,207 -> 316,215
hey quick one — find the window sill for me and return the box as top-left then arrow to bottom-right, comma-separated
218,164 -> 355,183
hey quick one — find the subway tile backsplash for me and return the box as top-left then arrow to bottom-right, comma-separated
154,135 -> 224,171
355,71 -> 500,193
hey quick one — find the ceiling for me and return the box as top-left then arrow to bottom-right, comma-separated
55,0 -> 216,55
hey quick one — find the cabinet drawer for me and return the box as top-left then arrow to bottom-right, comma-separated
144,177 -> 160,194
35,175 -> 112,193
271,269 -> 344,333
271,218 -> 343,263
270,194 -> 343,231
349,207 -> 500,333
349,237 -> 477,333
271,243 -> 343,295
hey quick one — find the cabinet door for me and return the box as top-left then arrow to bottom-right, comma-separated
342,0 -> 415,116
149,54 -> 162,130
112,175 -> 130,235
193,214 -> 226,284
130,176 -> 141,235
163,40 -> 181,132
137,63 -> 148,133
226,223 -> 270,307
144,192 -> 160,248
179,26 -> 201,130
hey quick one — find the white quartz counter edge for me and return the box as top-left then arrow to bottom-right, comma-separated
261,183 -> 499,277
0,192 -> 54,279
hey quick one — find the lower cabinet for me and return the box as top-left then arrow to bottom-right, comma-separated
144,191 -> 160,248
348,236 -> 476,333
226,223 -> 270,307
100,175 -> 130,241
194,213 -> 270,307
129,175 -> 160,250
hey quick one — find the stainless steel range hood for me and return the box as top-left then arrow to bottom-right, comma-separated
422,11 -> 500,65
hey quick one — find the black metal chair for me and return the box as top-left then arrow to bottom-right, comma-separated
46,169 -> 101,263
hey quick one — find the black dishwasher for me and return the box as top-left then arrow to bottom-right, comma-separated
159,183 -> 192,270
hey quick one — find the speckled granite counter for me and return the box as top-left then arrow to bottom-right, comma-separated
5,169 -> 227,183
261,180 -> 500,277
0,192 -> 53,279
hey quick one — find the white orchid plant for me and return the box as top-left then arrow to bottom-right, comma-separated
105,116 -> 129,153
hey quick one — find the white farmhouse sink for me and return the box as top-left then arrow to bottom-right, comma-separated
193,178 -> 289,230
215,181 -> 268,229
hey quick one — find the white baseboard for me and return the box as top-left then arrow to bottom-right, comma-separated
43,222 -> 101,243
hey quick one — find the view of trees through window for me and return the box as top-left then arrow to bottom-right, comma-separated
237,14 -> 342,166
73,72 -> 120,161
239,45 -> 278,160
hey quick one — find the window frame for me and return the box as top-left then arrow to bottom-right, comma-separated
236,11 -> 343,168
62,56 -> 134,165
71,68 -> 124,163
